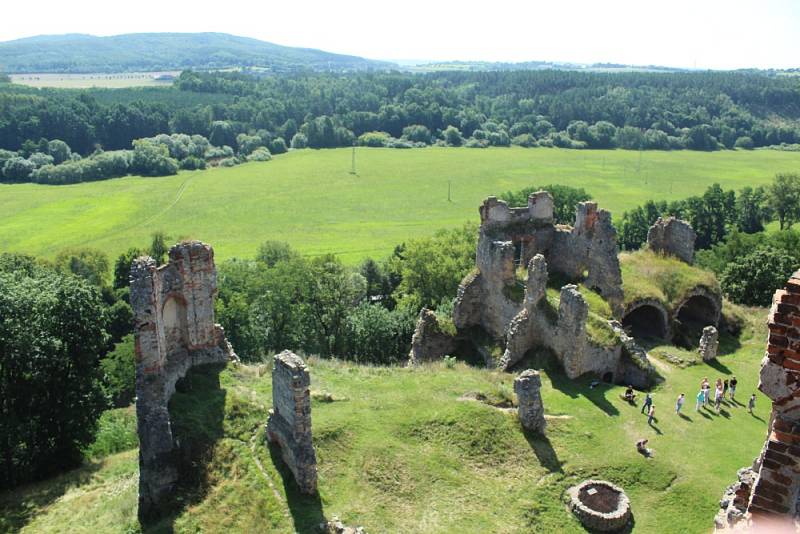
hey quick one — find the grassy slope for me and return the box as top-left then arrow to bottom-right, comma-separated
1,306 -> 773,533
1,147 -> 799,264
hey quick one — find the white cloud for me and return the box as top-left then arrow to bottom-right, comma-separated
1,0 -> 798,69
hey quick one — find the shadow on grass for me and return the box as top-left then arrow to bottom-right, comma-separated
706,358 -> 732,375
678,413 -> 692,422
0,459 -> 105,532
718,331 -> 742,357
144,363 -> 227,533
522,429 -> 563,473
548,372 -> 619,417
750,413 -> 766,423
268,441 -> 325,533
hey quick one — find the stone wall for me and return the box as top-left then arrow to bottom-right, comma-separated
131,241 -> 235,522
715,270 -> 800,529
266,350 -> 317,494
647,216 -> 696,264
408,308 -> 458,364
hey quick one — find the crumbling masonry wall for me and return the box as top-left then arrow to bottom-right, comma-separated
715,270 -> 800,530
515,369 -> 546,433
267,350 -> 317,494
132,241 -> 235,522
647,216 -> 696,264
438,193 -> 652,386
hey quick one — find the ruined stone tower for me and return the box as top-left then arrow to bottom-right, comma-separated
647,216 -> 696,264
131,241 -> 236,522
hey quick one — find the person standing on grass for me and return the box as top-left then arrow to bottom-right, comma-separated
730,376 -> 738,401
702,378 -> 710,406
648,404 -> 656,425
723,379 -> 729,399
676,393 -> 685,414
748,393 -> 756,414
696,390 -> 704,411
715,385 -> 723,412
641,392 -> 652,414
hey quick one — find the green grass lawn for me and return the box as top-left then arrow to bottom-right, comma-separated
2,147 -> 799,264
0,305 -> 773,533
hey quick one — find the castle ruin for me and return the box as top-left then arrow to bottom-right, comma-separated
410,192 -> 654,388
715,270 -> 800,530
647,216 -> 697,264
131,241 -> 236,522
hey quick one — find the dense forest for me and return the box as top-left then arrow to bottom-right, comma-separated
0,33 -> 391,73
1,69 -> 800,183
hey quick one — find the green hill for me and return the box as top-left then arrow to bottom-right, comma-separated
0,33 -> 394,73
1,147 -> 799,264
0,303 -> 771,533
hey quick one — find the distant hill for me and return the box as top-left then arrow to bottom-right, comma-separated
0,32 -> 395,73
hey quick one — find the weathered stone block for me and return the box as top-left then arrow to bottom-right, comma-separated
514,370 -> 546,433
647,216 -> 696,264
699,325 -> 719,361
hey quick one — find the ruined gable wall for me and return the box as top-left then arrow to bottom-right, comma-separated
132,241 -> 234,522
648,216 -> 696,264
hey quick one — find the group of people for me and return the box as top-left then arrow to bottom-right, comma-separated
632,376 -> 758,458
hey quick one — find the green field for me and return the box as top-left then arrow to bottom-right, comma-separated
0,304 -> 772,533
2,147 -> 799,264
8,73 -> 177,88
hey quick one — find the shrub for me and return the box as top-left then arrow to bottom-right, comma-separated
269,137 -> 288,154
734,136 -> 755,149
720,248 -> 798,306
443,125 -> 464,147
512,134 -> 537,147
205,145 -> 235,160
83,407 -> 138,458
2,156 -> 36,182
357,131 -> 391,147
218,157 -> 238,167
246,147 -> 272,161
344,303 -> 414,364
402,124 -> 432,144
101,335 -> 136,407
290,132 -> 309,149
465,138 -> 489,148
130,139 -> 179,176
180,155 -> 207,170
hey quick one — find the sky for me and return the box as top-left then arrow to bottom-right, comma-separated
1,0 -> 798,69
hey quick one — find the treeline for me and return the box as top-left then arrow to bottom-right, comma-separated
2,69 -> 800,159
615,173 -> 800,306
0,131 -> 283,184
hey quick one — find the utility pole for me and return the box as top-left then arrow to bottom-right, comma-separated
448,180 -> 451,202
350,145 -> 356,175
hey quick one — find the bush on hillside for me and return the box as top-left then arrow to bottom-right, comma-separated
101,335 -> 136,407
720,248 -> 798,306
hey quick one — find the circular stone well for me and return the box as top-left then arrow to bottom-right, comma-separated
567,480 -> 631,532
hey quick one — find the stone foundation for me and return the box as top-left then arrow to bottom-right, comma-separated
568,480 -> 631,532
267,350 -> 317,494
132,241 -> 236,522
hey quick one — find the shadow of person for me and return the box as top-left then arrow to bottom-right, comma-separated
750,413 -> 765,423
648,421 -> 663,435
522,429 -> 563,473
698,410 -> 712,420
268,441 -> 326,533
678,413 -> 692,422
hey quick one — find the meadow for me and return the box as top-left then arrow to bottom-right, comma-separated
2,147 -> 799,264
8,72 -> 177,88
0,303 -> 772,533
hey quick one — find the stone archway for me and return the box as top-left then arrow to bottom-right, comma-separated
673,288 -> 721,348
621,299 -> 669,341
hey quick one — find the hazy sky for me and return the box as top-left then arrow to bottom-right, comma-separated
2,0 -> 798,69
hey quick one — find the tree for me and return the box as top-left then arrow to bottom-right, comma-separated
100,334 -> 135,407
2,157 -> 36,182
734,136 -> 754,149
47,139 -> 72,164
290,132 -> 308,149
130,139 -> 178,177
209,121 -> 237,149
0,266 -> 107,488
402,124 -> 431,144
149,232 -> 169,266
391,223 -> 477,310
344,303 -> 414,364
721,248 -> 798,306
736,186 -> 770,233
256,241 -> 297,267
443,125 -> 464,147
769,173 -> 800,230
54,247 -> 110,287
